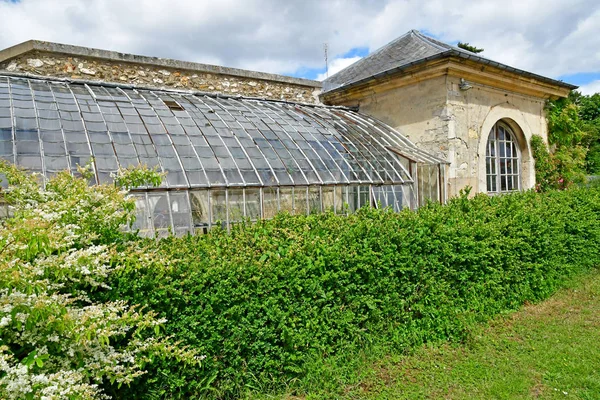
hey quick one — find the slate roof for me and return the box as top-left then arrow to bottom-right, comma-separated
0,73 -> 445,190
322,30 -> 577,93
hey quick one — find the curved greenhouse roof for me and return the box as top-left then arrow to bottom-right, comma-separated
0,75 -> 442,189
0,74 -> 446,236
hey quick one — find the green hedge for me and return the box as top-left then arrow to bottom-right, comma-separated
101,187 -> 600,398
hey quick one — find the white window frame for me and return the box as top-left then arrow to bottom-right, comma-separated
486,121 -> 521,193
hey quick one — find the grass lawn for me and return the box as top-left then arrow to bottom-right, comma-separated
258,267 -> 600,399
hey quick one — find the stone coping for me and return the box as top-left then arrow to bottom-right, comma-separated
0,70 -> 337,109
0,40 -> 322,88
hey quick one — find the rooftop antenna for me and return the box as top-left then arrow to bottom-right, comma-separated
323,43 -> 329,79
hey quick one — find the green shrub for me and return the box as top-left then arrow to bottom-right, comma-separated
101,187 -> 600,399
0,162 -> 196,399
531,135 -> 587,191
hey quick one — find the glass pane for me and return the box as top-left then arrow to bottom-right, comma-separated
402,184 -> 414,210
293,187 -> 307,215
245,188 -> 261,221
211,189 -> 227,227
228,189 -> 244,224
334,186 -> 344,214
371,186 -> 383,208
359,186 -> 370,209
263,187 -> 279,219
390,185 -> 405,212
190,191 -> 210,234
129,193 -> 152,237
279,187 -> 293,214
308,187 -> 321,214
428,165 -> 440,203
169,192 -> 191,235
347,186 -> 359,213
322,186 -> 335,213
148,192 -> 171,238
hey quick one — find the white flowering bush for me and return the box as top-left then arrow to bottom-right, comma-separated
0,162 -> 196,399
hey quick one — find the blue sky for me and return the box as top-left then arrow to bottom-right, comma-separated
289,47 -> 369,80
558,73 -> 600,88
1,0 -> 599,93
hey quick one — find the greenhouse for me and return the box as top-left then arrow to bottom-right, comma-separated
0,74 -> 446,236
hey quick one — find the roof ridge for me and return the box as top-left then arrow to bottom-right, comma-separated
411,30 -> 452,52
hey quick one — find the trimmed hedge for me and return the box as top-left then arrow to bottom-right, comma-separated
101,187 -> 600,398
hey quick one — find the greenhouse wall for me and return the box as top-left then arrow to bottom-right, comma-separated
0,73 -> 446,236
128,184 -> 414,237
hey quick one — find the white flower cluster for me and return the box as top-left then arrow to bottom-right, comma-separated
0,162 -> 197,399
0,349 -> 106,400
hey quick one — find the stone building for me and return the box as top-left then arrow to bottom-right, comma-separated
0,38 -> 447,234
0,29 -> 576,231
321,30 -> 576,197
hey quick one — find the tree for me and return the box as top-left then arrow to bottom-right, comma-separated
532,90 -> 600,190
570,91 -> 600,173
457,42 -> 484,53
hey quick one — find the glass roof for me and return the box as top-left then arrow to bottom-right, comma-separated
0,75 -> 443,189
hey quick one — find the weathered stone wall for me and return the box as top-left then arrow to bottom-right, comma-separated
355,76 -> 450,160
346,76 -> 547,197
446,75 -> 546,195
0,50 -> 322,104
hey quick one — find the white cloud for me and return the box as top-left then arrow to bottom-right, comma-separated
0,0 -> 598,82
578,80 -> 600,95
317,56 -> 362,81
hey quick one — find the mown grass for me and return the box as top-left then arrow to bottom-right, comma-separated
252,267 -> 600,399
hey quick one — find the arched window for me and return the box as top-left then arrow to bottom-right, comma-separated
486,122 -> 520,193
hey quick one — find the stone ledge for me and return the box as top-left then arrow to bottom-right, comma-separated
0,40 -> 322,88
1,50 -> 322,104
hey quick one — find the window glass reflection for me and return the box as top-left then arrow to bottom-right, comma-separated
148,193 -> 171,238
308,186 -> 321,214
322,186 -> 335,213
293,187 -> 307,215
245,188 -> 261,221
169,192 -> 191,236
228,189 -> 244,224
279,187 -> 293,214
211,189 -> 227,228
190,190 -> 210,234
